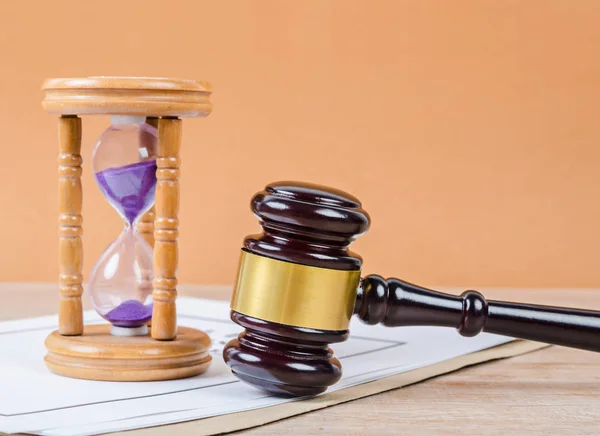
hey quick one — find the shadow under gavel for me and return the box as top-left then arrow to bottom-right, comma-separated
223,181 -> 600,397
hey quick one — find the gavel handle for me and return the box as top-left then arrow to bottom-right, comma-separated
355,275 -> 600,353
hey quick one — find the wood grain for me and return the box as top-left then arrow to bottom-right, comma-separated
136,117 -> 159,248
151,117 -> 182,340
137,204 -> 156,306
41,76 -> 212,117
57,116 -> 83,336
45,324 -> 211,382
137,207 -> 156,248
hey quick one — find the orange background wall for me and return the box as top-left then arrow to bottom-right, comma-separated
0,0 -> 598,289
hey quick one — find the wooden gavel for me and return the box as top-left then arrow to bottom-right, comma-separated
223,181 -> 600,396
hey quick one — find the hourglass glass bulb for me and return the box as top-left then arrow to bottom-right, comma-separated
93,116 -> 157,224
89,116 -> 158,336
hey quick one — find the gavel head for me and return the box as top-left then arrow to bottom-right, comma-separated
223,181 -> 370,396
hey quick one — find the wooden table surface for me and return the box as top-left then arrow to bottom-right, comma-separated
2,284 -> 600,435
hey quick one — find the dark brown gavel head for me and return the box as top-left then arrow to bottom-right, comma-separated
223,181 -> 371,396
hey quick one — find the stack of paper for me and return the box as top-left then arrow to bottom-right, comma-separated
0,297 -> 514,435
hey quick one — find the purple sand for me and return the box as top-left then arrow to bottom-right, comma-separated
103,300 -> 153,328
95,160 -> 157,224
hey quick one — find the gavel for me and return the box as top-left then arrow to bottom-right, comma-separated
223,181 -> 600,396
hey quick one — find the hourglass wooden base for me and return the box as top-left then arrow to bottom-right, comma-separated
44,325 -> 211,382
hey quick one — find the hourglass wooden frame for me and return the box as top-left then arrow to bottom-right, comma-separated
41,76 -> 213,381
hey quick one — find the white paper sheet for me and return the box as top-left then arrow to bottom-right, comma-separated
0,297 -> 514,435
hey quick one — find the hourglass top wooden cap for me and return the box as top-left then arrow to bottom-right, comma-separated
41,76 -> 212,117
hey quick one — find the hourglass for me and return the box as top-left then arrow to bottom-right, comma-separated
89,115 -> 157,336
41,77 -> 213,381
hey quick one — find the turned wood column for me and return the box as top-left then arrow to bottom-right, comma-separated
151,117 -> 181,340
57,115 -> 84,336
135,117 -> 158,306
136,202 -> 155,306
137,207 -> 155,247
137,117 -> 159,248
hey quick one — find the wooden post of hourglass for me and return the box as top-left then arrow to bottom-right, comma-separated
42,76 -> 213,381
135,117 -> 158,310
58,115 -> 84,336
152,117 -> 181,340
137,204 -> 156,246
136,116 -> 159,249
